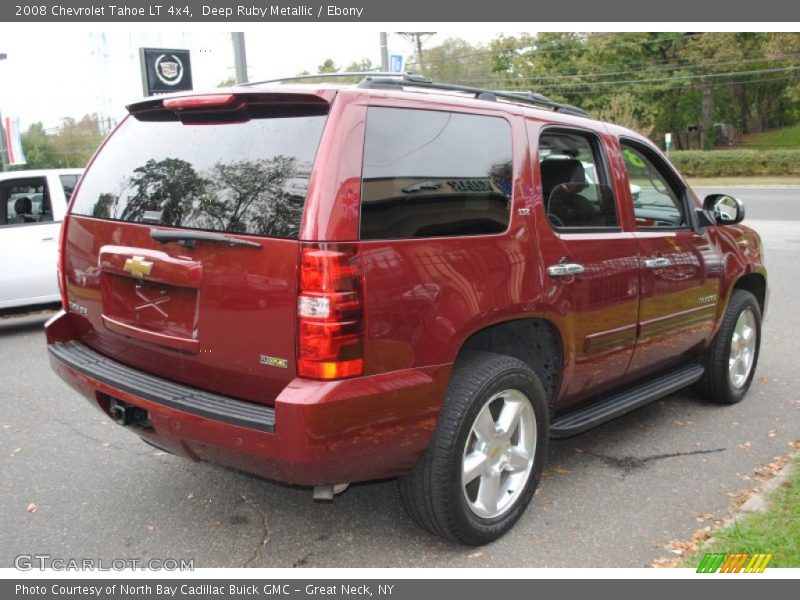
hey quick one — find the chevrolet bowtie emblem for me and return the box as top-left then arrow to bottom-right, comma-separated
123,256 -> 154,279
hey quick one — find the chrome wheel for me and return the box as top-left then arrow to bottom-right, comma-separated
461,389 -> 536,519
728,308 -> 757,389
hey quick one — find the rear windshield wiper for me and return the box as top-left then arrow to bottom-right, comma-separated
150,229 -> 262,249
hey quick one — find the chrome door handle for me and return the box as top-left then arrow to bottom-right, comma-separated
547,263 -> 585,277
644,257 -> 671,269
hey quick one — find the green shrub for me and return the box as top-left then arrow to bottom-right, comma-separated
668,149 -> 800,177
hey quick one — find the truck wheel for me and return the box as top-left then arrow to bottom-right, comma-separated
697,289 -> 762,405
398,352 -> 548,545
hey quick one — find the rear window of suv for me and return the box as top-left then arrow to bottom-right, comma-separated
71,106 -> 328,239
361,107 -> 512,240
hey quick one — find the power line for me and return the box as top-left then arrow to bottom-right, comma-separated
454,54 -> 800,84
461,66 -> 800,91
407,32 -> 704,67
520,75 -> 798,97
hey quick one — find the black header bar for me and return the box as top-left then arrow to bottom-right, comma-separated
2,0 -> 800,22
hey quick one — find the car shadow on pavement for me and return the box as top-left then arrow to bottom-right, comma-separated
0,312 -> 54,337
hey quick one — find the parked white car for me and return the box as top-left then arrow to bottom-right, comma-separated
0,168 -> 83,309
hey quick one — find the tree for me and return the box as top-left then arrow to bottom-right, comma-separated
344,58 -> 376,72
20,122 -> 57,169
50,114 -> 105,168
397,32 -> 436,71
119,158 -> 208,226
317,59 -> 339,74
484,32 -> 800,147
415,38 -> 499,84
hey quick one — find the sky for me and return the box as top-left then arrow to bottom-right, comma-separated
0,27 -> 503,131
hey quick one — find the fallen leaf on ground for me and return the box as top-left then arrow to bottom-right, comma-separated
26,503 -> 37,513
146,522 -> 157,532
692,526 -> 712,542
695,513 -> 714,523
552,466 -> 570,474
739,442 -> 752,450
668,540 -> 699,556
467,551 -> 483,559
758,376 -> 769,383
768,429 -> 777,438
652,557 -> 682,568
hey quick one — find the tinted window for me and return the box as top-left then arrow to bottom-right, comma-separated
620,141 -> 687,228
0,177 -> 53,226
60,174 -> 80,202
361,108 -> 512,240
539,131 -> 618,229
70,111 -> 328,238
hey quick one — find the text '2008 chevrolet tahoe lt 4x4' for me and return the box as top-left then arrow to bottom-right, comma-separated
46,73 -> 767,545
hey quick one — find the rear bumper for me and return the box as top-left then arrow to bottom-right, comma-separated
46,310 -> 450,486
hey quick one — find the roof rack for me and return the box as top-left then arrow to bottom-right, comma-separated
241,71 -> 395,86
242,72 -> 590,118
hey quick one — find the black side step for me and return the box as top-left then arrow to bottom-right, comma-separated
550,364 -> 704,439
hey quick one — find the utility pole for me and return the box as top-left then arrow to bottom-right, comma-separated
231,33 -> 248,84
397,32 -> 435,71
700,82 -> 714,150
379,32 -> 388,72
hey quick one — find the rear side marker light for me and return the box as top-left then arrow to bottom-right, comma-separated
297,244 -> 364,380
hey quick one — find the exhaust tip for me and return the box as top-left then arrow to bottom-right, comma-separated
313,483 -> 350,501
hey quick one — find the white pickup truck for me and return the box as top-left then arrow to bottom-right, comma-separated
0,168 -> 83,309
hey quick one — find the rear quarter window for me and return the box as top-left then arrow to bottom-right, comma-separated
70,108 -> 328,239
361,107 -> 513,240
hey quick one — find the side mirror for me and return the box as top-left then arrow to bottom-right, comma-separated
702,194 -> 745,225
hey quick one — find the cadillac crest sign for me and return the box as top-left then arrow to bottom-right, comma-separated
139,47 -> 193,96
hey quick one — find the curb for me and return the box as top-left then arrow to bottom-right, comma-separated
690,185 -> 800,190
733,456 -> 796,520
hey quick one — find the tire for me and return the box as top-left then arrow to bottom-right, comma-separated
697,289 -> 762,405
398,352 -> 549,545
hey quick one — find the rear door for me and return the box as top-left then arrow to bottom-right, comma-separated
531,124 -> 640,408
64,93 -> 331,405
0,174 -> 61,307
617,138 -> 722,377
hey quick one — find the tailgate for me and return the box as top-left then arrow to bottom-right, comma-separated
62,93 -> 331,405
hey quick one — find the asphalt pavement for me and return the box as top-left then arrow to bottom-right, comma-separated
1,188 -> 798,568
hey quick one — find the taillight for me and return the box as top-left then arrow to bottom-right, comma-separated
297,243 -> 364,379
57,214 -> 70,311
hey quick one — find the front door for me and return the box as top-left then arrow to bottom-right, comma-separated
617,139 -> 722,377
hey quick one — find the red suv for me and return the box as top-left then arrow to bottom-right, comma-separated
46,74 -> 767,545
